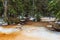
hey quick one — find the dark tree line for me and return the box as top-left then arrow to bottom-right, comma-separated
0,0 -> 60,24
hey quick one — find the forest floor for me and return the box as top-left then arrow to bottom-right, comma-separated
0,21 -> 60,40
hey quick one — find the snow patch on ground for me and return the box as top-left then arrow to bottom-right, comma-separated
22,27 -> 60,40
0,27 -> 19,34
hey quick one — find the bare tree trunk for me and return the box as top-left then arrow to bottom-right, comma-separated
3,0 -> 8,22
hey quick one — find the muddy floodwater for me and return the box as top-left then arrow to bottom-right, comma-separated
0,25 -> 60,40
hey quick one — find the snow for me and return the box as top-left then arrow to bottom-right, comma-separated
55,21 -> 60,24
0,27 -> 19,34
41,17 -> 55,21
22,27 -> 60,40
29,17 -> 35,20
0,18 -> 8,25
0,24 -> 60,40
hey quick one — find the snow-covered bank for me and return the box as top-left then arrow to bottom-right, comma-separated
22,27 -> 60,40
41,17 -> 56,22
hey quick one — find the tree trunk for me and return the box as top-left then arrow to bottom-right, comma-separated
3,0 -> 8,22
